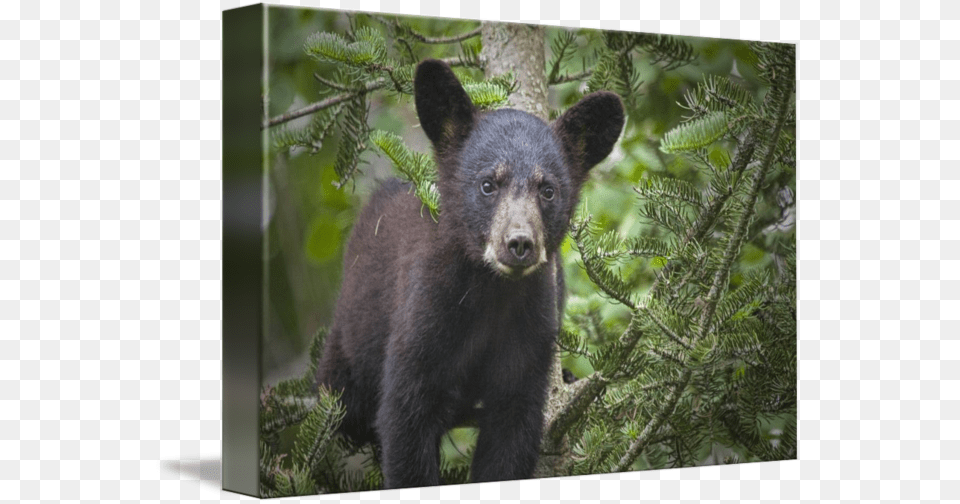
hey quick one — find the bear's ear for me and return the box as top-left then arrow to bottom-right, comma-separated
552,91 -> 625,182
415,59 -> 476,154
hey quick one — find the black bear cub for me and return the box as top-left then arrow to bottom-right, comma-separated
317,59 -> 624,489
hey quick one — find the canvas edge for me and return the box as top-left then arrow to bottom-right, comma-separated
221,3 -> 265,498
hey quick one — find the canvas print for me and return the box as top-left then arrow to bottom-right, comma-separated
223,3 -> 796,498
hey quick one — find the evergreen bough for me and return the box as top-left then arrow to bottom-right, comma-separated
560,41 -> 796,473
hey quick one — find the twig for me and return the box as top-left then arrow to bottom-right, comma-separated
550,70 -> 594,85
547,32 -> 580,84
648,347 -> 684,366
269,55 -> 478,130
613,368 -> 691,472
570,217 -> 637,310
313,73 -> 354,92
407,26 -> 482,44
640,305 -> 691,351
263,79 -> 386,129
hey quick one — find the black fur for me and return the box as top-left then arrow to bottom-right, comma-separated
317,59 -> 624,489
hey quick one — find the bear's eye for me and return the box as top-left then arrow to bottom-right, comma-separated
480,180 -> 496,196
541,186 -> 555,201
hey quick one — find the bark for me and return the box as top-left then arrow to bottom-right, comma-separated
481,23 -> 550,121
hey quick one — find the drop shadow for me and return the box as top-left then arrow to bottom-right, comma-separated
163,459 -> 222,489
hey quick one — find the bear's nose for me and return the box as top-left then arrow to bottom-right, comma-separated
507,233 -> 534,261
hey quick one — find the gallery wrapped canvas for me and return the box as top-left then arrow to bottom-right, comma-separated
223,3 -> 796,498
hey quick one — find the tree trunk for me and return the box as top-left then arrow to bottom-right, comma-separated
481,23 -> 550,121
480,21 -> 574,478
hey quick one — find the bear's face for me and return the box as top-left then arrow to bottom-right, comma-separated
453,110 -> 572,278
414,60 -> 625,278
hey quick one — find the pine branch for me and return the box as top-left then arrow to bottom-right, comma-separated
595,235 -> 672,263
596,315 -> 646,378
585,49 -> 642,98
368,129 -> 441,217
697,81 -> 792,338
570,215 -> 637,309
268,22 -> 485,131
637,34 -> 697,70
634,177 -> 704,210
267,60 -> 497,131
550,70 -> 593,85
375,15 -> 481,45
646,129 -> 759,298
660,111 -> 730,154
638,200 -> 692,238
604,54 -> 795,473
263,79 -> 387,129
313,72 -> 354,92
713,271 -> 768,325
557,323 -> 593,357
292,386 -> 347,477
462,81 -> 511,109
648,346 -> 685,366
587,32 -> 695,96
544,313 -> 645,458
544,374 -> 608,448
548,30 -> 579,84
406,26 -> 482,44
332,95 -> 370,187
679,75 -> 756,121
613,368 -> 692,472
639,304 -> 692,350
645,83 -> 768,295
304,27 -> 387,68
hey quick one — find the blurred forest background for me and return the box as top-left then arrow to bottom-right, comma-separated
256,5 -> 795,495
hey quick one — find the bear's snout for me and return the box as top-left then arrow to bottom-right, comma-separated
506,231 -> 534,261
483,192 -> 546,277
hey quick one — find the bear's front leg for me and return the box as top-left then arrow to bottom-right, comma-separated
470,387 -> 548,483
377,349 -> 449,489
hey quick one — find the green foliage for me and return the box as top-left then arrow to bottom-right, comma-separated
260,439 -> 317,498
570,213 -> 640,309
272,103 -> 342,154
679,74 -> 756,120
269,13 -> 516,191
260,328 -> 389,497
462,81 -> 510,109
332,95 -> 370,186
368,129 -> 441,217
586,50 -> 639,96
635,34 -> 697,71
260,328 -> 350,497
291,387 -> 347,481
636,176 -> 704,209
659,111 -> 730,153
305,26 -> 388,69
260,327 -> 329,443
584,31 -> 696,108
559,40 -> 796,474
547,30 -> 579,84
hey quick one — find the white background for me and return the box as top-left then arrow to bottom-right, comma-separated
5,0 -> 955,502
